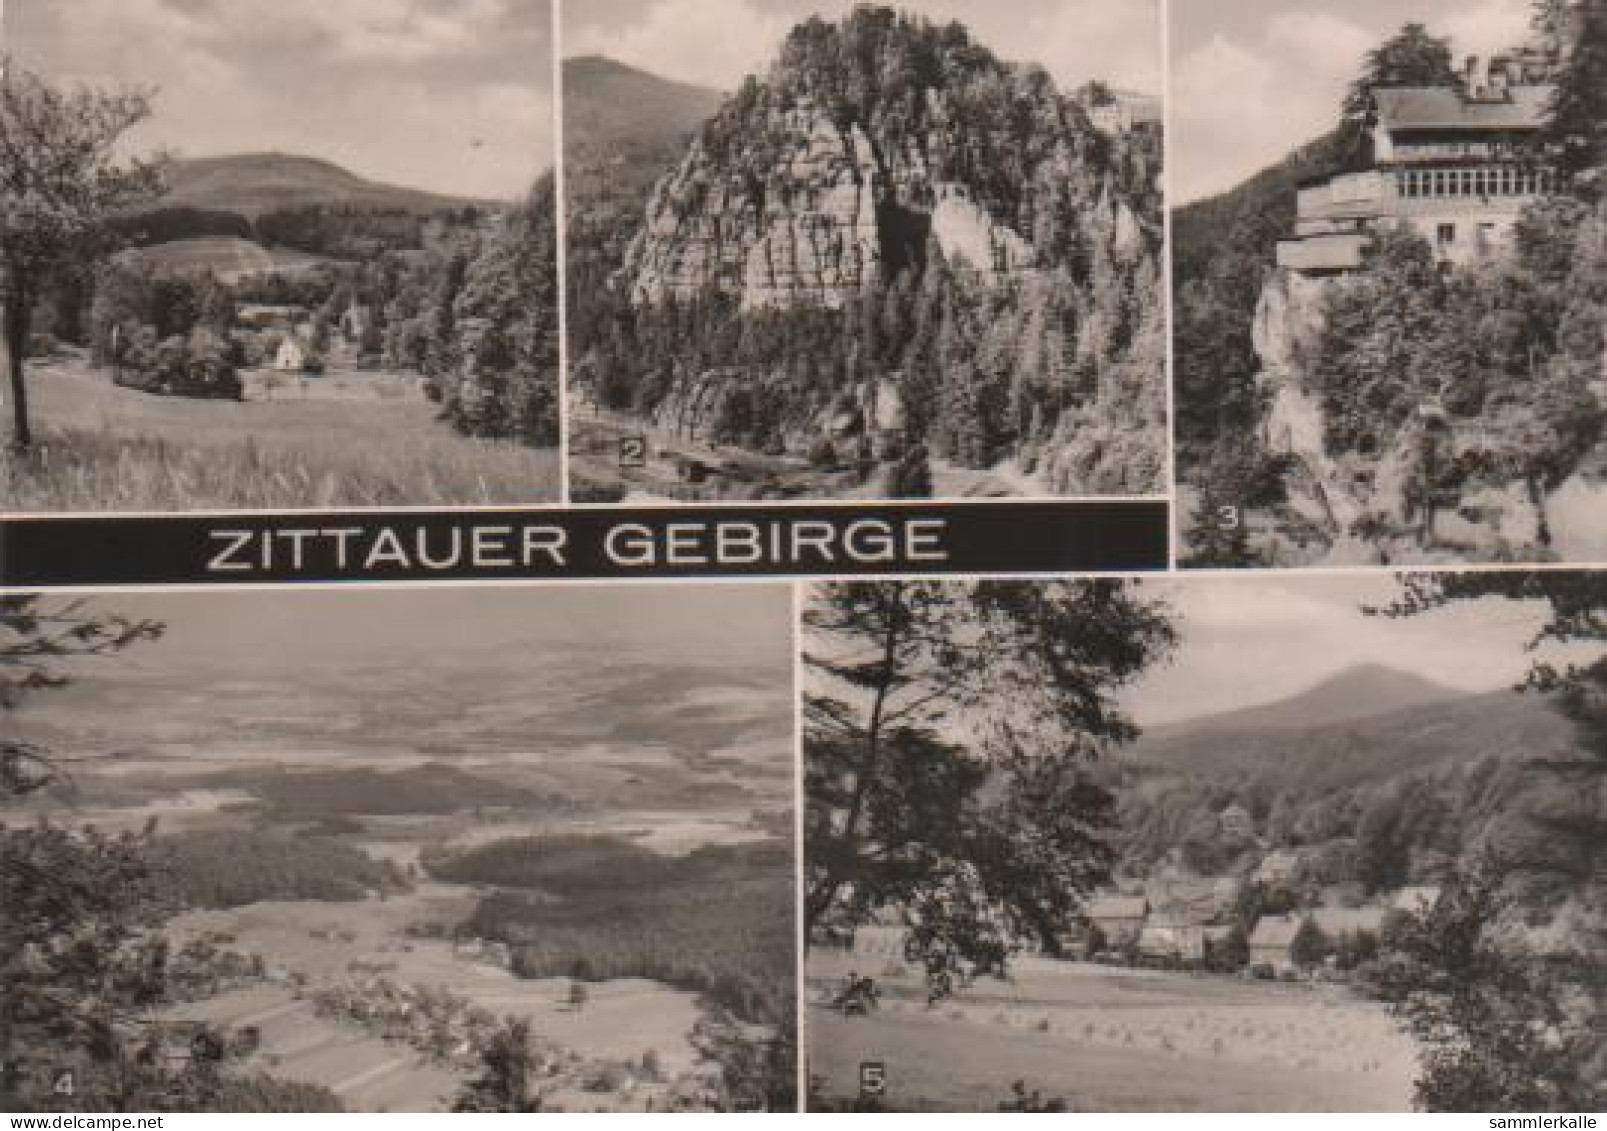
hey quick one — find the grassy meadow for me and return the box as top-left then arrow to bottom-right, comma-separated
1,356 -> 560,511
807,953 -> 1418,1112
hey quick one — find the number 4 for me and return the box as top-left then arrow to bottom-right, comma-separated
53,1070 -> 74,1096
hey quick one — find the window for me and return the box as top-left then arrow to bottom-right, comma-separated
1437,223 -> 1456,246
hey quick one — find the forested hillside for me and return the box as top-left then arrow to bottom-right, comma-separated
568,8 -> 1166,497
1113,671 -> 1597,905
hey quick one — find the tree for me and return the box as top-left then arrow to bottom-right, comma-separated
1381,572 -> 1607,896
1382,857 -> 1598,1111
1379,574 -> 1605,1107
1289,917 -> 1327,969
0,63 -> 161,449
1344,24 -> 1460,120
1212,923 -> 1251,972
453,1019 -> 545,1113
802,581 -> 1175,998
689,999 -> 796,1112
1540,0 -> 1607,180
1356,795 -> 1411,894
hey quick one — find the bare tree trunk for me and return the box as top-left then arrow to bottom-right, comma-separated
3,285 -> 33,451
803,586 -> 905,941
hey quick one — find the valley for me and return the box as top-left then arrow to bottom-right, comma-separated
4,587 -> 797,1112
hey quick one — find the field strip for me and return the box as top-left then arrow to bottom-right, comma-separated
233,999 -> 306,1028
331,1055 -> 414,1096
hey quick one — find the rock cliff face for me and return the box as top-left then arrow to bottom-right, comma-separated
1251,267 -> 1550,562
623,12 -> 1150,313
576,8 -> 1167,497
628,108 -> 885,310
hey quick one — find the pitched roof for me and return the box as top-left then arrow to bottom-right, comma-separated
1312,906 -> 1386,937
1392,886 -> 1443,913
1373,85 -> 1554,132
1250,914 -> 1304,949
1086,895 -> 1147,921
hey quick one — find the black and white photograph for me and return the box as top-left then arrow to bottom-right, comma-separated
0,0 -> 561,512
0,585 -> 797,1112
1173,0 -> 1606,568
802,575 -> 1603,1111
563,0 -> 1167,503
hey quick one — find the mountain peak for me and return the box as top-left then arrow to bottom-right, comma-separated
1296,663 -> 1464,710
154,152 -> 490,217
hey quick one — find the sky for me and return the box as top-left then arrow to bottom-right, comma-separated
1171,0 -> 1537,203
1127,574 -> 1579,726
44,583 -> 794,680
563,0 -> 1161,96
1,0 -> 555,199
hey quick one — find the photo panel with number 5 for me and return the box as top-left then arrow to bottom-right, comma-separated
562,0 -> 1168,504
800,574 -> 1602,1112
1172,0 -> 1606,569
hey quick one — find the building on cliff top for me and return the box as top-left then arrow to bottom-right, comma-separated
1277,56 -> 1558,276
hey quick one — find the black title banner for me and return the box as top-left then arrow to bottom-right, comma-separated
0,501 -> 1169,587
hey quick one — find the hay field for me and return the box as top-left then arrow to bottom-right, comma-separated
806,953 -> 1417,1112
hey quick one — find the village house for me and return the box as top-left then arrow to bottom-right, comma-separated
1218,803 -> 1256,841
273,335 -> 309,372
1248,914 -> 1304,973
1078,89 -> 1163,136
236,303 -> 309,332
1253,849 -> 1302,886
1137,914 -> 1208,966
1145,875 -> 1235,925
1311,905 -> 1387,943
1278,55 -> 1560,275
1082,894 -> 1149,949
1392,885 -> 1444,914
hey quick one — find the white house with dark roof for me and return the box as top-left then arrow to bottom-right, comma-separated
1278,56 -> 1559,275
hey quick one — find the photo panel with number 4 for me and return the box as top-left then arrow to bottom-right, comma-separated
0,585 -> 798,1113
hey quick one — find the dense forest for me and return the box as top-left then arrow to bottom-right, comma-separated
569,8 -> 1166,497
1175,2 -> 1607,565
429,834 -> 795,1028
150,828 -> 410,909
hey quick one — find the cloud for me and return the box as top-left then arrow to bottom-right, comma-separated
564,0 -> 793,90
6,0 -> 554,197
1440,0 -> 1537,59
1170,32 -> 1330,203
565,0 -> 1161,96
1264,10 -> 1374,79
996,0 -> 1160,93
1129,577 -> 1556,726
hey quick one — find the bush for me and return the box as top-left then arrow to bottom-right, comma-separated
807,437 -> 838,467
114,328 -> 242,400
